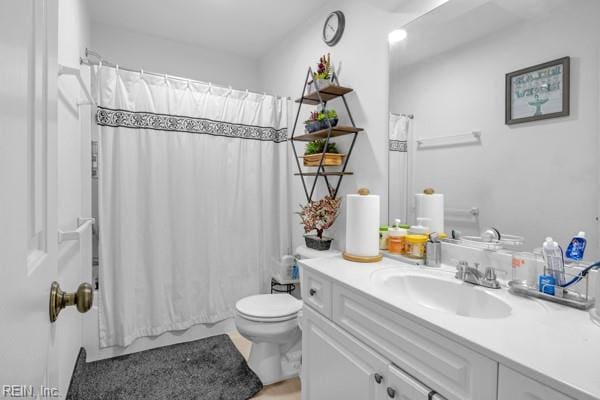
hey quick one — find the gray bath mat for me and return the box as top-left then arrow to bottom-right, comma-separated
67,334 -> 263,400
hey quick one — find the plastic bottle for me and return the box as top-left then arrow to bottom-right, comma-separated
542,237 -> 565,286
379,226 -> 389,250
388,219 -> 408,254
565,231 -> 587,262
409,217 -> 431,235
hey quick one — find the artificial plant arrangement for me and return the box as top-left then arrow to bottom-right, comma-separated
297,195 -> 342,250
303,108 -> 339,132
303,138 -> 344,166
304,139 -> 339,156
313,53 -> 332,81
309,53 -> 334,93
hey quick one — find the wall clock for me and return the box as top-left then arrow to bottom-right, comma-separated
323,10 -> 345,46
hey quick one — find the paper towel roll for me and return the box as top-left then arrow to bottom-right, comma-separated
415,193 -> 444,234
346,193 -> 380,257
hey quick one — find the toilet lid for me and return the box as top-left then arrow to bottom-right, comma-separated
235,294 -> 302,319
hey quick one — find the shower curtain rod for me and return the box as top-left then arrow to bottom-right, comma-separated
390,112 -> 414,119
80,48 -> 291,100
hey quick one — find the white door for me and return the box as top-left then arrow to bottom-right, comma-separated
0,0 -> 61,396
301,306 -> 389,400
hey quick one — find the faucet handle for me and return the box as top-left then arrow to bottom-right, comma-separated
484,266 -> 497,281
455,261 -> 467,280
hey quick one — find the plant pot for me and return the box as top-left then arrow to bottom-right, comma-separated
304,234 -> 333,251
320,118 -> 338,130
303,153 -> 345,167
304,121 -> 321,133
309,78 -> 333,93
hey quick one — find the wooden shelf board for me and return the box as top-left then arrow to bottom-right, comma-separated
295,85 -> 354,104
293,126 -> 364,142
294,172 -> 353,176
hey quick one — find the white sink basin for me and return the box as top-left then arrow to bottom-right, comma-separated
371,268 -> 512,319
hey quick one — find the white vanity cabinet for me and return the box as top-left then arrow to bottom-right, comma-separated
301,268 -> 493,400
498,366 -> 575,400
300,262 -> 599,400
302,305 -> 444,400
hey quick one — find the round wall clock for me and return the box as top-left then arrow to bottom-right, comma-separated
323,10 -> 345,46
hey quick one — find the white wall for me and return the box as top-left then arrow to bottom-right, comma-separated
390,0 -> 600,257
91,22 -> 261,92
259,1 -> 410,250
57,0 -> 92,394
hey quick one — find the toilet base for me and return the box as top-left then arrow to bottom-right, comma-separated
248,333 -> 302,385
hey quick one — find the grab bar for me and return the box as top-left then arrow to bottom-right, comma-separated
58,217 -> 95,244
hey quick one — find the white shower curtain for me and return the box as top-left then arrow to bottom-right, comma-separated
388,113 -> 410,223
93,66 -> 290,348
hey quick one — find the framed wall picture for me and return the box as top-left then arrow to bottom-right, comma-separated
505,56 -> 570,125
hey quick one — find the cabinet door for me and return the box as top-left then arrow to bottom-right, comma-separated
333,284 -> 497,400
385,364 -> 436,400
498,366 -> 575,400
301,305 -> 389,400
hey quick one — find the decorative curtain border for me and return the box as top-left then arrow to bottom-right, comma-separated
96,107 -> 287,143
389,139 -> 407,152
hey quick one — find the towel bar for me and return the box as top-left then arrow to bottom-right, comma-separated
57,217 -> 95,244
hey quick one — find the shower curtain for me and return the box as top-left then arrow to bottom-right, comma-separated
389,113 -> 410,223
93,66 -> 290,348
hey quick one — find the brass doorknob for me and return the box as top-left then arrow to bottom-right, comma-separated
49,281 -> 93,322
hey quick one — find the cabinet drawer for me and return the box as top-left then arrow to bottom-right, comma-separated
332,285 -> 497,400
386,364 -> 435,399
498,365 -> 575,400
301,268 -> 332,318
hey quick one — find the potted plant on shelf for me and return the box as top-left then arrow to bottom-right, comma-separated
303,139 -> 344,166
298,195 -> 341,250
320,109 -> 338,129
310,53 -> 334,93
304,111 -> 322,133
304,109 -> 338,133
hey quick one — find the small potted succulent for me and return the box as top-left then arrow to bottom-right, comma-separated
303,139 -> 344,166
310,53 -> 334,92
304,111 -> 322,133
320,109 -> 338,129
304,109 -> 338,133
297,195 -> 342,250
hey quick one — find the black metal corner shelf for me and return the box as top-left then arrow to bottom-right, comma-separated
290,67 -> 363,203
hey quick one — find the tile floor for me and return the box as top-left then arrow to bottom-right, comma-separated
228,332 -> 301,400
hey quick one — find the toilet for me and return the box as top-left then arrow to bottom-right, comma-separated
235,294 -> 303,384
234,246 -> 339,384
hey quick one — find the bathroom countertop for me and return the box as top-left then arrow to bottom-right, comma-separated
299,255 -> 600,400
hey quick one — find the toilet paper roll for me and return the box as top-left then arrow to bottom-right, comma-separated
415,193 -> 444,234
345,193 -> 380,257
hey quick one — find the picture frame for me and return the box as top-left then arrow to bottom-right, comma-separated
505,56 -> 570,125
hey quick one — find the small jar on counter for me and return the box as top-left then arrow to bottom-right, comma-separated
405,234 -> 428,259
388,220 -> 408,254
379,226 -> 389,250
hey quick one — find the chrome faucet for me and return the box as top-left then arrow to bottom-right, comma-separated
455,261 -> 501,289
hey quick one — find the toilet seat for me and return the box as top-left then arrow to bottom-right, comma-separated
235,294 -> 302,322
